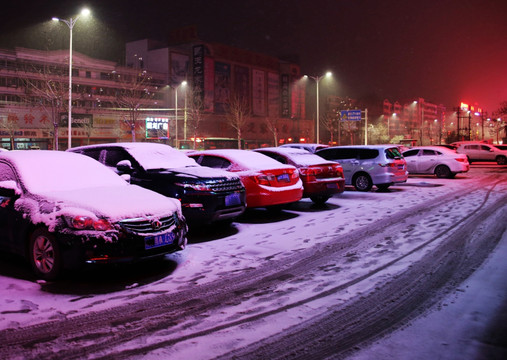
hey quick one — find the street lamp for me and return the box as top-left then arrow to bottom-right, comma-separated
52,8 -> 90,149
304,71 -> 332,144
173,80 -> 187,148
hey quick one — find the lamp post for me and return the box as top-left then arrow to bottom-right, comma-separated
304,72 -> 332,144
52,8 -> 90,149
173,81 -> 187,148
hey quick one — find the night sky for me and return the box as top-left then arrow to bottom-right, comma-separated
1,0 -> 506,113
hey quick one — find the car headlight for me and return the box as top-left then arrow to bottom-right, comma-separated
67,215 -> 113,231
174,182 -> 212,191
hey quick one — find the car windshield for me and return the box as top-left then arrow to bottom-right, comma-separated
124,143 -> 198,170
8,151 -> 128,194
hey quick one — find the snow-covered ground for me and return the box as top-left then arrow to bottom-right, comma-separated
0,165 -> 506,359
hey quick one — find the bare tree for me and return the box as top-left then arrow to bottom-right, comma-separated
113,70 -> 156,142
265,117 -> 279,146
321,112 -> 339,145
225,92 -> 250,149
185,85 -> 206,149
21,63 -> 67,150
0,114 -> 19,150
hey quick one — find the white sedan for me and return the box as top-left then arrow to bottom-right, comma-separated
402,146 -> 469,178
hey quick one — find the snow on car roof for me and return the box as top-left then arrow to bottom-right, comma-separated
1,150 -> 127,193
71,142 -> 199,170
189,149 -> 295,171
255,147 -> 338,166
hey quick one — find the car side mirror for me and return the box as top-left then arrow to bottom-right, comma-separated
0,181 -> 22,197
116,160 -> 133,174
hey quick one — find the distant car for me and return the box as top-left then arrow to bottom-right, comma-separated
455,142 -> 507,165
68,143 -> 246,224
0,150 -> 187,280
316,145 -> 408,191
187,149 -> 303,209
253,147 -> 345,204
279,143 -> 329,153
402,146 -> 469,178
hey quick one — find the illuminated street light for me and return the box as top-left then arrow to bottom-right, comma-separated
52,8 -> 91,149
304,71 -> 332,144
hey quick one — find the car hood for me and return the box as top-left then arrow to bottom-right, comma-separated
16,185 -> 182,231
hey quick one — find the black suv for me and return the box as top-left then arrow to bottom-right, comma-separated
68,143 -> 246,224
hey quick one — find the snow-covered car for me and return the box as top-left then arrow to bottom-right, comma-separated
455,142 -> 507,165
279,143 -> 329,153
316,145 -> 408,191
402,146 -> 469,178
253,147 -> 345,204
68,142 -> 246,224
187,149 -> 303,209
0,150 -> 188,280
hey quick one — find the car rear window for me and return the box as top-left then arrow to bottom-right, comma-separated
385,147 -> 402,159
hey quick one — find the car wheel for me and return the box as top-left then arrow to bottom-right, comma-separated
29,228 -> 62,280
353,173 -> 373,192
310,195 -> 330,204
435,165 -> 452,178
496,156 -> 507,165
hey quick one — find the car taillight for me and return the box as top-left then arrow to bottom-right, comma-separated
378,162 -> 397,167
251,174 -> 273,186
332,164 -> 344,177
455,158 -> 467,162
70,216 -> 113,231
299,166 -> 322,176
288,168 -> 299,179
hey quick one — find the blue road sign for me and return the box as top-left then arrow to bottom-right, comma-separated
340,110 -> 362,121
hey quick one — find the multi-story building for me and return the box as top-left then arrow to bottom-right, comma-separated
0,47 -> 168,150
0,36 -> 310,150
381,98 -> 446,145
125,37 -> 310,149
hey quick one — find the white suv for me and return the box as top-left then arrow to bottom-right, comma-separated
456,143 -> 507,165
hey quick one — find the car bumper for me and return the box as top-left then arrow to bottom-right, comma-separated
372,171 -> 409,186
181,190 -> 246,224
245,182 -> 304,208
302,177 -> 345,197
58,219 -> 188,267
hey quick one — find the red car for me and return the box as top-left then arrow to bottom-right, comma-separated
187,149 -> 303,209
254,147 -> 345,204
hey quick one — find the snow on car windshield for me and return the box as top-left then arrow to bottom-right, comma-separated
5,150 -> 127,193
124,143 -> 198,170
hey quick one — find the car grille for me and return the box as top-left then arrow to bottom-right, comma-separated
206,178 -> 244,192
119,215 -> 177,234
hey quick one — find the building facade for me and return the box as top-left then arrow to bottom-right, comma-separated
0,47 -> 169,150
125,38 -> 312,149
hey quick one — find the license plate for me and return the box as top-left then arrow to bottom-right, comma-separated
145,232 -> 176,250
326,183 -> 338,189
277,173 -> 290,182
225,192 -> 241,206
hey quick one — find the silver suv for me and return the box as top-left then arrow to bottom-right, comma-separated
456,143 -> 507,165
316,145 -> 408,191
